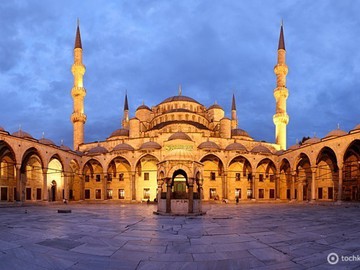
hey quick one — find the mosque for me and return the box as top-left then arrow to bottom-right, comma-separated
0,23 -> 359,211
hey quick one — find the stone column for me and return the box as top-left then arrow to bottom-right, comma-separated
275,173 -> 280,199
157,180 -> 163,212
252,175 -> 257,200
291,172 -> 296,200
103,171 -> 107,200
297,180 -> 303,201
42,168 -> 48,201
166,178 -> 171,213
79,174 -> 84,200
188,178 -> 194,214
15,165 -> 21,201
63,173 -> 69,201
131,173 -> 136,201
20,170 -> 26,202
222,172 -> 227,200
311,167 -> 317,201
338,166 -> 343,201
198,179 -> 203,212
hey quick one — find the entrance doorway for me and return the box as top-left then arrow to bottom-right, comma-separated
172,169 -> 188,199
51,180 -> 57,201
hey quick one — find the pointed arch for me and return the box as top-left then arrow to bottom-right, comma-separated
342,140 -> 360,201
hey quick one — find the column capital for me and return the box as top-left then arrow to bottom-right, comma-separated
311,166 -> 317,173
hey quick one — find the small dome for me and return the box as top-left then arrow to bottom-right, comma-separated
39,138 -> 56,146
88,145 -> 108,155
303,137 -> 320,145
351,123 -> 360,131
198,141 -> 221,151
168,132 -> 192,141
75,150 -> 84,156
108,128 -> 129,138
0,126 -> 5,132
136,104 -> 151,111
225,142 -> 247,152
12,130 -> 33,139
208,104 -> 223,110
59,144 -> 72,151
275,150 -> 285,155
113,143 -> 134,152
251,145 -> 272,154
288,144 -> 300,150
231,129 -> 252,138
139,141 -> 161,150
324,129 -> 347,138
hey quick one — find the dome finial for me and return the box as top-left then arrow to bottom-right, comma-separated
61,139 -> 64,146
337,123 -> 340,130
178,84 -> 182,96
42,132 -> 45,139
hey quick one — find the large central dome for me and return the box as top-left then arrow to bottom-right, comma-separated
158,95 -> 202,105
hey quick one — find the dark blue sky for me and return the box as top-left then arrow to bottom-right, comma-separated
0,0 -> 359,148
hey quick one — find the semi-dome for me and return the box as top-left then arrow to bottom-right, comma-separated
108,128 -> 129,138
225,142 -> 247,152
208,104 -> 223,110
303,137 -> 320,145
59,144 -> 72,151
251,145 -> 272,154
324,129 -> 347,139
231,128 -> 252,139
136,104 -> 151,111
159,95 -> 201,105
39,138 -> 56,146
168,132 -> 192,141
113,143 -> 134,152
139,141 -> 161,150
12,130 -> 33,139
88,145 -> 108,155
198,141 -> 221,151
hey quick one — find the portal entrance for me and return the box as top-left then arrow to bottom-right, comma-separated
172,169 -> 187,199
51,180 -> 57,201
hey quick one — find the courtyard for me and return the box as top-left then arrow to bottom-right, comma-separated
0,202 -> 359,269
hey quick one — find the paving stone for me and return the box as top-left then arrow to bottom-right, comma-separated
0,203 -> 359,269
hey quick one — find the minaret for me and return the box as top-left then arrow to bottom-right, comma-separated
273,22 -> 289,150
70,20 -> 87,150
122,92 -> 129,129
231,93 -> 238,129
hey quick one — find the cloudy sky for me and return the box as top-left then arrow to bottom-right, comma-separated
0,0 -> 359,148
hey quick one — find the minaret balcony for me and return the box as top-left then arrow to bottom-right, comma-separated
273,64 -> 288,76
71,112 -> 87,123
71,64 -> 85,75
273,113 -> 289,125
273,87 -> 289,99
71,87 -> 86,98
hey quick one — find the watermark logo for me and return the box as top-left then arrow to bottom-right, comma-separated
327,252 -> 360,265
327,253 -> 339,265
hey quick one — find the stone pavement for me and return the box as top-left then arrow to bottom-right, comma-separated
0,202 -> 359,270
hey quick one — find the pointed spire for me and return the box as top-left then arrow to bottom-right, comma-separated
178,84 -> 182,96
124,91 -> 129,111
231,93 -> 236,111
75,19 -> 82,49
278,20 -> 285,50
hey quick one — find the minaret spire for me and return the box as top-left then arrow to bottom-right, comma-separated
273,21 -> 289,150
231,93 -> 238,129
70,20 -> 87,150
122,91 -> 129,128
75,19 -> 82,49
